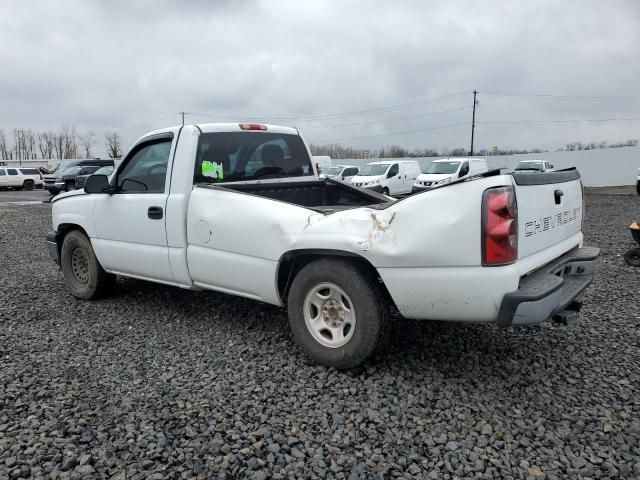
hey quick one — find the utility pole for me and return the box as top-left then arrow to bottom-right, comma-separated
180,112 -> 185,126
470,90 -> 477,156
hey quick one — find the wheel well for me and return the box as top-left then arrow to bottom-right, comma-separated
56,224 -> 89,254
276,249 -> 397,311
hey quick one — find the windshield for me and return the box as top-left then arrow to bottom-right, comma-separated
515,161 -> 544,171
324,166 -> 343,176
62,166 -> 81,175
195,132 -> 313,183
94,166 -> 114,175
358,164 -> 389,176
424,161 -> 460,174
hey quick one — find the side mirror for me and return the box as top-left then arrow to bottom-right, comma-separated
84,174 -> 113,194
550,164 -> 554,169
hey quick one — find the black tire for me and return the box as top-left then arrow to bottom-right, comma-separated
624,248 -> 640,267
382,187 -> 390,196
637,181 -> 640,195
287,258 -> 389,369
64,181 -> 73,192
23,180 -> 34,190
61,230 -> 114,299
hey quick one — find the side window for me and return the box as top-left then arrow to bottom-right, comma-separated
117,140 -> 172,193
0,169 -> 5,176
459,162 -> 470,177
7,169 -> 18,176
387,164 -> 399,177
346,168 -> 358,176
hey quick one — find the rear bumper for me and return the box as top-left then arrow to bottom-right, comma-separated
497,246 -> 600,327
47,230 -> 61,266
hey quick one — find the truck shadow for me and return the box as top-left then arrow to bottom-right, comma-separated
115,277 -> 565,381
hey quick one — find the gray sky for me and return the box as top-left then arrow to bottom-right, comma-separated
1,0 -> 639,156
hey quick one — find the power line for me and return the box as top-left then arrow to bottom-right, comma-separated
310,122 -> 470,143
483,91 -> 638,101
118,114 -> 180,132
184,91 -> 470,122
478,117 -> 640,125
311,106 -> 472,128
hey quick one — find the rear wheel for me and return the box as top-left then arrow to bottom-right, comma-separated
23,179 -> 34,190
624,248 -> 640,267
61,230 -> 114,299
287,258 -> 389,369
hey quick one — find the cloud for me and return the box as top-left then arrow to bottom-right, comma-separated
0,0 -> 638,155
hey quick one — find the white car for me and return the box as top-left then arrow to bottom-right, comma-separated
351,160 -> 421,196
513,160 -> 554,173
47,123 -> 598,369
413,158 -> 488,193
320,165 -> 359,182
0,166 -> 43,190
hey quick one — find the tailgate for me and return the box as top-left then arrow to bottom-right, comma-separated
513,170 -> 583,259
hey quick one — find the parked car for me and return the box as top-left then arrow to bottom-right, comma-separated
0,166 -> 44,190
413,158 -> 488,193
75,166 -> 114,190
513,160 -> 554,173
320,165 -> 359,182
44,160 -> 114,195
351,160 -> 421,196
47,123 -> 598,369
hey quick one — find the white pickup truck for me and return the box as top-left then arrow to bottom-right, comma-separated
47,123 -> 599,368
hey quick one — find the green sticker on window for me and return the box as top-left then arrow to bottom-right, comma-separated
202,161 -> 224,180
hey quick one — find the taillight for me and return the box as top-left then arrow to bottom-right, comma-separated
239,123 -> 267,131
482,186 -> 518,266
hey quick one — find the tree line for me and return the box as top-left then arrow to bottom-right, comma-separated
310,138 -> 640,159
0,127 -> 123,161
309,144 -> 547,159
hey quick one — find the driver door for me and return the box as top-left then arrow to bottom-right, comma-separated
93,135 -> 175,283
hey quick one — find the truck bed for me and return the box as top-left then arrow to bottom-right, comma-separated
208,179 -> 391,210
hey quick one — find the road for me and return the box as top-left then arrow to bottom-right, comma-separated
0,188 -> 53,204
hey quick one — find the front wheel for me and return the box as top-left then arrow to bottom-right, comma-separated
61,230 -> 114,299
624,248 -> 640,267
382,187 -> 390,196
287,258 -> 389,369
23,180 -> 34,190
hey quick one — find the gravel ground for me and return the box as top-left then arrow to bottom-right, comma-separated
0,193 -> 639,480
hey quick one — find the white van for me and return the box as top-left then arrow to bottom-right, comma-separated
320,165 -> 360,182
412,158 -> 488,193
351,160 -> 421,196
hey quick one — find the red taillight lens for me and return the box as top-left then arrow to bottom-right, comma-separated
482,186 -> 518,266
239,123 -> 267,131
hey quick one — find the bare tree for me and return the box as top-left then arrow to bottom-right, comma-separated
79,131 -> 95,158
62,125 -> 78,159
0,129 -> 11,160
38,131 -> 55,159
105,131 -> 122,159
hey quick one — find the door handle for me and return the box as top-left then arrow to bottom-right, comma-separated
148,206 -> 163,219
554,190 -> 564,205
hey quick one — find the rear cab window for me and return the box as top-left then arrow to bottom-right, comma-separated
7,169 -> 18,176
18,168 -> 39,175
194,132 -> 313,184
